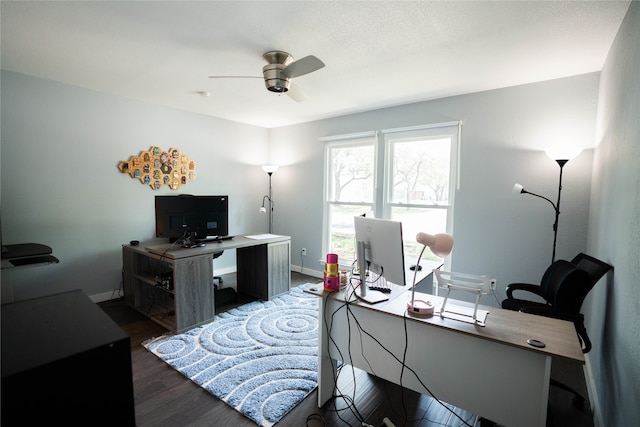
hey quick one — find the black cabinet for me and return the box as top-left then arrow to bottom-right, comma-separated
1,290 -> 135,426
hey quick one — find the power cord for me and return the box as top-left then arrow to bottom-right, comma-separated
320,285 -> 474,427
323,294 -> 368,425
320,288 -> 385,426
491,285 -> 505,307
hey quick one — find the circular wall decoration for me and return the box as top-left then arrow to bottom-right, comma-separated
118,146 -> 196,190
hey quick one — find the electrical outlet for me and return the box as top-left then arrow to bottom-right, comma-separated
301,248 -> 307,256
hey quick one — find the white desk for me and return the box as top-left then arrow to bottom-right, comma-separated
305,285 -> 584,427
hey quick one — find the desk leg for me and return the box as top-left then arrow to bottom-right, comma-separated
317,296 -> 338,407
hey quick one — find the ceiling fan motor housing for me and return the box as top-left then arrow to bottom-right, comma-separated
263,63 -> 290,93
262,51 -> 293,93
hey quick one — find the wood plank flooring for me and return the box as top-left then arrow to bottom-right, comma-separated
99,271 -> 594,427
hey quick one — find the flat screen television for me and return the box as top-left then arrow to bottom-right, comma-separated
155,195 -> 229,241
354,216 -> 406,287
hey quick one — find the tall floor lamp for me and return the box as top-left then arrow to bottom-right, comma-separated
513,148 -> 581,263
259,165 -> 278,233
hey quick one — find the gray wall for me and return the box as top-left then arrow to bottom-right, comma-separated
1,70 -> 271,302
586,2 -> 640,426
1,68 -> 600,305
270,73 -> 598,296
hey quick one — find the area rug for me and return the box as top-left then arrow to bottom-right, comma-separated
143,283 -> 319,427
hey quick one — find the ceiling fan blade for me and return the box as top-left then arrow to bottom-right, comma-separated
286,83 -> 309,102
208,75 -> 262,79
281,55 -> 325,79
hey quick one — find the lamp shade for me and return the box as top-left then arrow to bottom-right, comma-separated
416,232 -> 454,258
261,165 -> 279,174
512,183 -> 525,194
545,147 -> 582,161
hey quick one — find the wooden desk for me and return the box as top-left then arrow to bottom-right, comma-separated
123,234 -> 291,332
305,286 -> 584,427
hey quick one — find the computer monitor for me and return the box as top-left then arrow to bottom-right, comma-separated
354,216 -> 406,287
155,195 -> 229,241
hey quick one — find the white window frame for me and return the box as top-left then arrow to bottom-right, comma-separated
381,122 -> 461,233
321,131 -> 378,258
321,122 -> 461,269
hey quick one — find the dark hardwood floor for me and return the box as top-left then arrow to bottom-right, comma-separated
100,271 -> 594,427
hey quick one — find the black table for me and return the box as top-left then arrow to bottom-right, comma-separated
1,290 -> 135,426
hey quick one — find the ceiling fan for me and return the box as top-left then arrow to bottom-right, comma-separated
208,51 -> 325,102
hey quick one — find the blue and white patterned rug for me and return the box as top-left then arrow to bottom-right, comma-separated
143,283 -> 320,427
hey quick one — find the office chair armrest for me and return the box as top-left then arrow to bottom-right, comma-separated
505,283 -> 545,300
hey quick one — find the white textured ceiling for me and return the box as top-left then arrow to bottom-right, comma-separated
0,1 -> 631,128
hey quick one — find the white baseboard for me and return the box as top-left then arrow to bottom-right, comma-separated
90,290 -> 123,303
293,265 -> 323,279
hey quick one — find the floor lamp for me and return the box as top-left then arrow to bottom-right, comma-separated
513,148 -> 581,263
259,165 -> 278,233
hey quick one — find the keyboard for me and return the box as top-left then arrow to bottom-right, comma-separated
10,255 -> 59,267
368,286 -> 392,294
197,235 -> 234,243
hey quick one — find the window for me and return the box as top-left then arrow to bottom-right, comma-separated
322,132 -> 377,263
322,122 -> 460,267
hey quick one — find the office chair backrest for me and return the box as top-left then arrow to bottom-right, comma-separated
539,260 -> 590,314
571,252 -> 613,286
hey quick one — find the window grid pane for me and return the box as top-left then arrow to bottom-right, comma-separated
328,144 -> 375,203
389,137 -> 451,205
328,203 -> 372,262
390,206 -> 449,261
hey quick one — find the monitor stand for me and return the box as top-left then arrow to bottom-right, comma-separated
356,239 -> 389,304
356,289 -> 389,304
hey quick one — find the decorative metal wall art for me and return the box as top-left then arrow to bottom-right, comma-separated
118,146 -> 196,190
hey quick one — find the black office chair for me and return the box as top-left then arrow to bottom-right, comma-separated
502,253 -> 613,407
